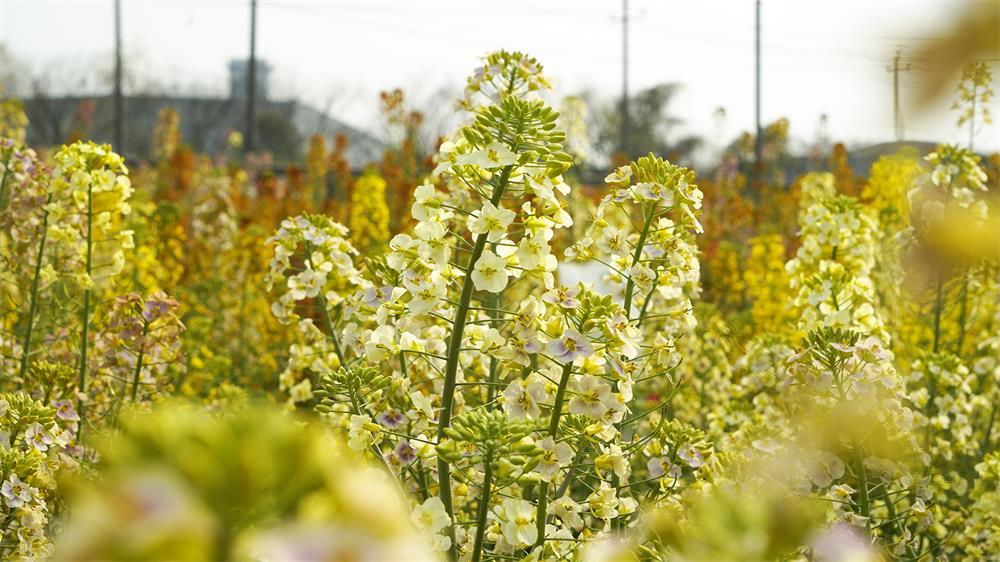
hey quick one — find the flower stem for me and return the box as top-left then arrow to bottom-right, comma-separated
305,246 -> 347,367
129,320 -> 151,402
855,447 -> 871,532
486,292 -> 501,407
875,483 -> 913,557
235,275 -> 248,384
471,451 -> 494,562
437,166 -> 512,561
76,183 -> 94,440
979,404 -> 995,459
18,204 -> 50,380
534,362 -> 573,548
932,274 -> 944,353
624,204 -> 656,316
317,292 -> 346,366
554,437 -> 587,499
606,204 -> 659,534
635,275 -> 659,329
0,152 -> 12,212
954,271 -> 970,357
399,350 -> 408,378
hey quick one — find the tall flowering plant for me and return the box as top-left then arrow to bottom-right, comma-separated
369,51 -> 576,558
896,146 -> 998,558
94,291 -> 184,410
0,99 -> 27,144
45,142 -> 134,435
0,392 -> 77,559
0,141 -> 49,379
266,214 -> 368,404
786,173 -> 885,340
269,51 -> 707,561
348,169 -> 390,252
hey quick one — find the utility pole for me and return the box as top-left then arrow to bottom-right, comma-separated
621,0 -> 630,159
753,0 -> 762,185
246,0 -> 258,154
887,50 -> 910,142
113,0 -> 123,151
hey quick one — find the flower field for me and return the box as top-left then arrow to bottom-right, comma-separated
0,49 -> 998,561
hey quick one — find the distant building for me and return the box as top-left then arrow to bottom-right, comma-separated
228,59 -> 272,101
21,60 -> 383,166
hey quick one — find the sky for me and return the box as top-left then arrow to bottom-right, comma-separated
1,0 -> 998,154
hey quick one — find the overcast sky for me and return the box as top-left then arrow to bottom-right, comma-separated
2,0 -> 998,153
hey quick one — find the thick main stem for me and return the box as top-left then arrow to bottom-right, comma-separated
235,276 -> 248,383
855,447 -> 871,532
955,271 -> 970,357
317,292 -> 346,366
486,292 -> 501,407
437,167 -> 511,561
471,451 -> 494,562
129,321 -> 151,402
305,246 -> 346,367
608,203 -> 657,534
623,204 -> 656,316
0,158 -> 11,212
874,482 -> 917,558
534,362 -> 574,547
18,205 -> 51,379
980,405 -> 996,459
932,275 -> 944,354
76,183 -> 94,439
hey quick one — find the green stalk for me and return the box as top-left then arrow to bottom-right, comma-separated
471,450 -> 494,562
635,277 -> 659,330
855,448 -> 871,532
0,156 -> 10,212
235,275 -> 248,384
317,291 -> 346,366
554,437 -> 587,499
932,275 -> 944,353
609,204 -> 658,533
979,404 -> 995,459
18,204 -> 51,380
129,320 -> 151,402
534,362 -> 573,547
623,204 -> 656,315
955,271 -> 970,357
437,167 -> 512,561
923,365 -> 938,459
875,484 -> 917,558
304,245 -> 346,366
486,292 -> 501,407
76,183 -> 94,439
